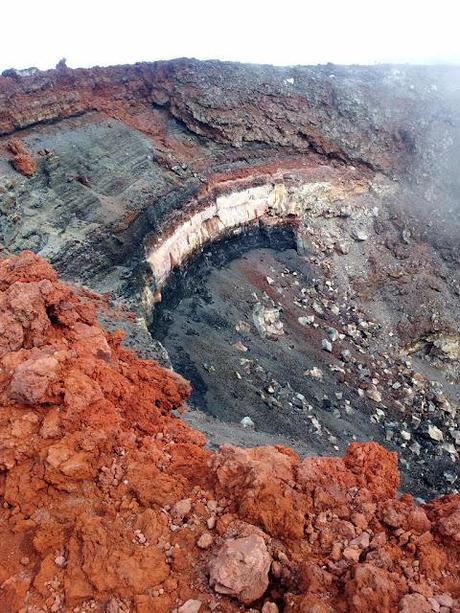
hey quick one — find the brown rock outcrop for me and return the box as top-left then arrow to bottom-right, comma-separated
208,534 -> 271,603
7,138 -> 36,176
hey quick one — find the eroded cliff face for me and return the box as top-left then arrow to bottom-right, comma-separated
0,252 -> 459,613
144,173 -> 367,303
1,60 -> 459,299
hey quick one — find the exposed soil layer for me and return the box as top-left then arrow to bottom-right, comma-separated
0,252 -> 459,613
1,61 -> 459,300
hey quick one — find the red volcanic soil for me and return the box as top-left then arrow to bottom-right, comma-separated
0,252 -> 459,612
6,139 -> 36,177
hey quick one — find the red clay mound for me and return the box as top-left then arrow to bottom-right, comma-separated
7,139 -> 36,177
0,252 -> 458,612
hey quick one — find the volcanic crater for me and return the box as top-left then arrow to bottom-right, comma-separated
0,60 -> 459,612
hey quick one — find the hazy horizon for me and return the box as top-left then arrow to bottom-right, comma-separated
2,0 -> 459,73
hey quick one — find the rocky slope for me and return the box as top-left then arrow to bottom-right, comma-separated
0,60 -> 460,610
0,251 -> 459,613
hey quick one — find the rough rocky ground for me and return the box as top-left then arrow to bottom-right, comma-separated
0,60 -> 460,611
0,252 -> 459,613
151,206 -> 460,500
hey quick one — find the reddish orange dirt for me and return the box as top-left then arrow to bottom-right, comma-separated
6,139 -> 36,177
0,252 -> 459,613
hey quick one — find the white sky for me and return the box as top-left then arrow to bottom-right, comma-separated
1,0 -> 460,71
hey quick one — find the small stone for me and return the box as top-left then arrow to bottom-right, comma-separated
427,424 -> 444,442
262,602 -> 279,613
331,541 -> 342,561
351,513 -> 368,530
304,367 -> 323,380
232,341 -> 248,352
172,498 -> 192,520
366,386 -> 382,403
266,276 -> 274,285
442,442 -> 456,455
352,229 -> 368,241
209,535 -> 271,604
402,229 -> 411,243
428,598 -> 441,613
399,593 -> 432,613
240,416 -> 255,428
349,532 -> 370,549
401,430 -> 411,441
55,555 -> 66,567
444,470 -> 457,484
312,301 -> 324,315
197,533 -> 213,549
178,600 -> 202,613
207,516 -> 217,530
322,339 -> 332,353
327,327 -> 339,342
335,241 -> 350,255
342,546 -> 360,562
236,321 -> 251,334
435,594 -> 454,608
339,206 -> 352,217
331,304 -> 340,315
298,315 -> 315,326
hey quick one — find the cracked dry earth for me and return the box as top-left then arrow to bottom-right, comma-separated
0,60 -> 460,612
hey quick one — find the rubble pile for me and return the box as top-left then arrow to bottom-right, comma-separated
0,251 -> 459,612
153,185 -> 459,498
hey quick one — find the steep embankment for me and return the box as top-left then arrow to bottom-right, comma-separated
0,252 -> 459,612
1,61 -> 459,299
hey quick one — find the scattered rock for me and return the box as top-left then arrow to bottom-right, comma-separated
352,229 -> 368,241
427,424 -> 444,442
178,600 -> 202,613
366,385 -> 382,403
240,416 -> 255,428
172,498 -> 192,520
253,303 -> 284,340
209,535 -> 271,604
304,367 -> 323,380
197,533 -> 213,549
262,602 -> 279,613
298,315 -> 315,326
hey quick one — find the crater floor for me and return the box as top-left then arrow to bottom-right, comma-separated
150,231 -> 457,500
